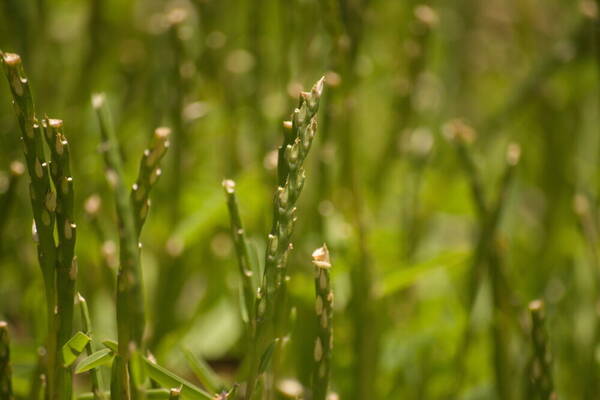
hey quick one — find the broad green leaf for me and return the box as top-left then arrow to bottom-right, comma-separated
182,348 -> 223,393
75,348 -> 114,374
62,331 -> 91,367
143,357 -> 213,400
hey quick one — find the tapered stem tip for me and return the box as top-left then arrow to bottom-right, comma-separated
48,118 -> 63,128
314,76 -> 325,97
84,194 -> 102,215
442,119 -> 476,144
91,93 -> 106,109
2,52 -> 21,66
312,244 -> 331,269
528,299 -> 544,312
155,126 -> 172,139
506,142 -> 521,166
75,292 -> 86,304
222,179 -> 236,194
10,161 -> 25,176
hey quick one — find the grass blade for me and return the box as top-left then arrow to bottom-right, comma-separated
182,349 -> 223,393
75,349 -> 114,374
142,357 -> 213,400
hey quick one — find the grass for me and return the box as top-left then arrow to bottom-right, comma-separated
0,1 -> 598,400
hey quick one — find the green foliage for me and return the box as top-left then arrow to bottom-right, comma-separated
62,332 -> 91,367
142,357 -> 212,400
75,349 -> 114,374
0,1 -> 598,400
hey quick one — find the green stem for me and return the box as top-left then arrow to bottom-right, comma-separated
93,94 -> 144,399
78,390 -> 169,400
246,78 -> 324,399
0,161 -> 24,248
0,321 -> 13,400
449,138 -> 521,398
77,293 -> 107,400
573,192 -> 600,398
43,117 -> 78,400
131,127 -> 171,236
222,180 -> 255,327
1,51 -> 59,400
167,388 -> 180,400
311,246 -> 333,400
182,349 -> 223,394
528,300 -> 556,400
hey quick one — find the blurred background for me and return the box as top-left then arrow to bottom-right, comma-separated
0,0 -> 598,399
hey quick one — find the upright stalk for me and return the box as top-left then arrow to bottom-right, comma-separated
0,321 -> 13,400
319,2 -> 378,397
43,117 -> 78,400
93,94 -> 144,399
573,192 -> 600,398
2,51 -> 77,400
445,120 -> 521,398
0,161 -> 24,247
527,300 -> 556,400
311,246 -> 333,400
77,293 -> 107,400
245,77 -> 324,399
222,179 -> 256,326
130,127 -> 171,235
94,95 -> 170,400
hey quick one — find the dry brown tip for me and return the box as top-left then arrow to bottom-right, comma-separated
75,292 -> 85,304
222,179 -> 236,194
573,193 -> 590,216
414,5 -> 439,26
85,194 -> 102,215
579,0 -> 598,19
506,142 -> 521,166
167,7 -> 188,25
155,126 -> 171,139
92,93 -> 106,109
3,52 -> 21,66
314,76 -> 325,97
48,119 -> 63,129
276,379 -> 304,397
10,160 -> 25,176
528,299 -> 544,312
442,118 -> 476,144
312,244 -> 331,269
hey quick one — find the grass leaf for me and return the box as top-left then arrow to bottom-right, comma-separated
182,348 -> 223,393
142,357 -> 213,400
75,349 -> 114,374
62,331 -> 91,367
